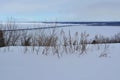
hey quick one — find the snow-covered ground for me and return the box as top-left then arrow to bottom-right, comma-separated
0,44 -> 120,80
0,23 -> 120,80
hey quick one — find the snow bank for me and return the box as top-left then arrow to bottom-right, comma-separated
0,44 -> 120,80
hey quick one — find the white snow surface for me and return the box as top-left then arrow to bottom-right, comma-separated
0,23 -> 120,80
0,44 -> 120,80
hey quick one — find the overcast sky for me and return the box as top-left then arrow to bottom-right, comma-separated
0,0 -> 120,21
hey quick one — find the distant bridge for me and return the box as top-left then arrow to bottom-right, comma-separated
1,24 -> 79,32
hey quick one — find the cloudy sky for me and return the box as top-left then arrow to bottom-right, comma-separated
0,0 -> 120,21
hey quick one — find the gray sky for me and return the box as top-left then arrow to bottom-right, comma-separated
0,0 -> 120,21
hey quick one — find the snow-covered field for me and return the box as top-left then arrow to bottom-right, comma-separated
0,23 -> 120,80
1,22 -> 119,38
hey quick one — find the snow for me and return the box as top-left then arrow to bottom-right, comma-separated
0,23 -> 120,80
0,44 -> 120,80
60,26 -> 120,38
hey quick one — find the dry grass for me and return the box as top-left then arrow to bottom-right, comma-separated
0,21 -> 119,57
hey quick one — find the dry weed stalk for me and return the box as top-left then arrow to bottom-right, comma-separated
80,32 -> 89,54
